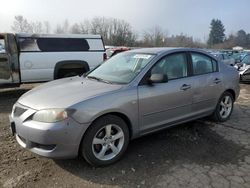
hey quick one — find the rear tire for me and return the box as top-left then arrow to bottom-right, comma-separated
211,91 -> 234,122
80,115 -> 129,166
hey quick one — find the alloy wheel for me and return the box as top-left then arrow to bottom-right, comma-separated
219,95 -> 233,119
92,124 -> 125,161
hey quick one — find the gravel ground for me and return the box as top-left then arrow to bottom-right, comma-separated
0,83 -> 250,188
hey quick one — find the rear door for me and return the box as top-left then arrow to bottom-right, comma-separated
138,52 -> 193,133
190,52 -> 223,115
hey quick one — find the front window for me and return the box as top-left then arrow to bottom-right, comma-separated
151,53 -> 188,80
87,52 -> 155,84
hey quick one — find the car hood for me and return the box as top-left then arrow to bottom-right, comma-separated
18,76 -> 123,110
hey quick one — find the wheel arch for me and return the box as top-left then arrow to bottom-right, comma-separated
224,89 -> 236,101
91,112 -> 133,139
54,60 -> 90,79
78,111 -> 133,157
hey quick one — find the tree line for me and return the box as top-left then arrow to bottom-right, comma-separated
10,15 -> 250,49
207,19 -> 250,49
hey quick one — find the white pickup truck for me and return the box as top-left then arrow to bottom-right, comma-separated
0,33 -> 106,87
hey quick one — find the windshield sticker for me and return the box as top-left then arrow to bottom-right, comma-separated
133,54 -> 152,59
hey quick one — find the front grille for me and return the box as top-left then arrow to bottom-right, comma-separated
14,106 -> 27,117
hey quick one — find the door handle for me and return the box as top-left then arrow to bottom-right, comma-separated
180,84 -> 191,91
214,78 -> 221,84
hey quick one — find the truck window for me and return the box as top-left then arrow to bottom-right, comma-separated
0,39 -> 6,53
19,38 -> 40,52
37,38 -> 89,52
19,37 -> 90,52
8,35 -> 18,54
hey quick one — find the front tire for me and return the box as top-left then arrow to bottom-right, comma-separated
212,91 -> 234,122
80,115 -> 129,166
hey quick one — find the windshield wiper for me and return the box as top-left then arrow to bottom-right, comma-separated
87,76 -> 112,84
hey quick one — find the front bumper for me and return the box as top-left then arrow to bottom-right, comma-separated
9,103 -> 89,159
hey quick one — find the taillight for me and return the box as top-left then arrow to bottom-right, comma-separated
103,53 -> 107,61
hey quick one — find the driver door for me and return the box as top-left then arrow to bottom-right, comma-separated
138,52 -> 193,133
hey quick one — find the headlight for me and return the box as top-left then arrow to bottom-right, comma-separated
32,109 -> 69,123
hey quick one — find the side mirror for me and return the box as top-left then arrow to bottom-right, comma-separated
148,73 -> 168,84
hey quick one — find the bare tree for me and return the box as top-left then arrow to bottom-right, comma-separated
70,23 -> 81,34
143,26 -> 167,47
11,15 -> 32,33
62,20 -> 69,33
54,24 -> 64,34
30,21 -> 43,33
71,17 -> 137,46
54,19 -> 70,34
108,18 -> 137,46
11,15 -> 207,48
44,21 -> 51,34
79,20 -> 91,34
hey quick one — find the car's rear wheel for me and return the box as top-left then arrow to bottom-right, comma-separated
80,115 -> 129,166
212,91 -> 234,122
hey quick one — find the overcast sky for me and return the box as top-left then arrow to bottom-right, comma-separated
0,0 -> 250,41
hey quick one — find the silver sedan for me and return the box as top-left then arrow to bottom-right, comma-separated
10,48 -> 240,166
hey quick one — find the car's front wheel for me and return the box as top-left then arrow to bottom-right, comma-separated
212,91 -> 234,122
80,115 -> 129,166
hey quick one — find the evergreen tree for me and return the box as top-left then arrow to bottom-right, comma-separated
236,30 -> 247,47
207,19 -> 225,46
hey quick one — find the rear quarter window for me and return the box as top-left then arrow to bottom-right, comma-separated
87,39 -> 105,51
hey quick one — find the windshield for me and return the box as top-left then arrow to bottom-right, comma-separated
211,53 -> 223,60
87,52 -> 155,84
241,54 -> 250,65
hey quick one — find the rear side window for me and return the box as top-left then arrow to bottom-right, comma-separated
191,53 -> 217,75
18,37 -> 101,52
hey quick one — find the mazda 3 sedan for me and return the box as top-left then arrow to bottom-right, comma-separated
10,48 -> 240,166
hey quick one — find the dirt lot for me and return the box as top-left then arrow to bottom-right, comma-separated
0,84 -> 250,188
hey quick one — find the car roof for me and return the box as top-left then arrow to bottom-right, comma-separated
129,47 -> 208,55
